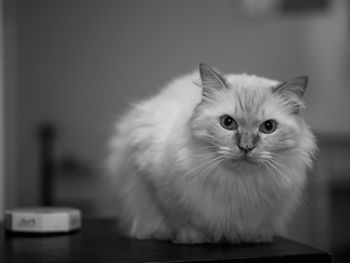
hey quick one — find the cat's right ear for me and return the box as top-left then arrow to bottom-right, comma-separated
273,76 -> 308,99
199,63 -> 228,98
273,76 -> 308,114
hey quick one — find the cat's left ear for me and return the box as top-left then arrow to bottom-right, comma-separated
199,63 -> 228,98
273,76 -> 308,99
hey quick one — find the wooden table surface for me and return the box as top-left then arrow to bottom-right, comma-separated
0,219 -> 331,263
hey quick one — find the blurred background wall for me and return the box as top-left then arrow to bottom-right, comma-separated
3,0 -> 350,261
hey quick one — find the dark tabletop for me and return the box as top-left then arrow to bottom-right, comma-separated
0,219 -> 330,263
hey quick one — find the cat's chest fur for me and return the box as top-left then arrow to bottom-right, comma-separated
157,145 -> 287,239
178,168 -> 278,216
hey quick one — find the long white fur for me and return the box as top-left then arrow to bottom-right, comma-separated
105,70 -> 316,244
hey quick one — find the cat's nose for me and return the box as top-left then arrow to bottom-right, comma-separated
237,145 -> 255,154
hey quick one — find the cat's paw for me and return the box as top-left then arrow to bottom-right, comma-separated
127,219 -> 172,241
173,227 -> 209,244
250,226 -> 274,243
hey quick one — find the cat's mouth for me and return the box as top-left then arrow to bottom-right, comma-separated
238,154 -> 256,163
222,155 -> 261,170
230,153 -> 260,165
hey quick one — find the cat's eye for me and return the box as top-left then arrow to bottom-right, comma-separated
220,115 -> 238,130
259,120 -> 278,134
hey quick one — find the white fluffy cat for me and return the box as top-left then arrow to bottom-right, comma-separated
106,63 -> 316,244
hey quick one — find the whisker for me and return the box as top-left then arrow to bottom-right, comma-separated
268,158 -> 290,175
184,154 -> 226,183
262,160 -> 290,183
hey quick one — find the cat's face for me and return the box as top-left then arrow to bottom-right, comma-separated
190,64 -> 308,168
